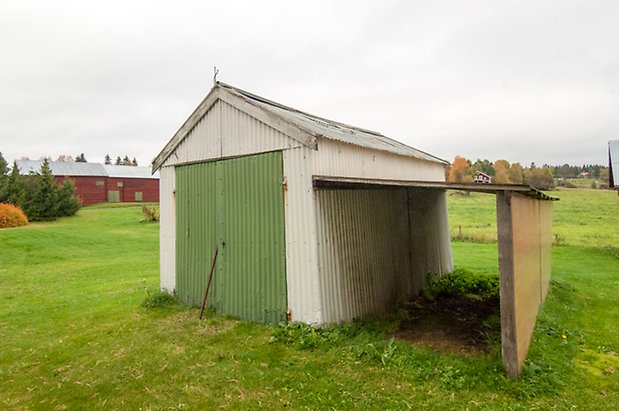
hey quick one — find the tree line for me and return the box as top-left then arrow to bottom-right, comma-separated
0,153 -> 81,221
21,153 -> 140,166
104,154 -> 139,166
446,156 -> 610,190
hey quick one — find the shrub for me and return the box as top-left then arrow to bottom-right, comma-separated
140,205 -> 159,223
57,180 -> 81,217
2,160 -> 80,221
423,268 -> 499,301
0,203 -> 28,228
141,290 -> 177,308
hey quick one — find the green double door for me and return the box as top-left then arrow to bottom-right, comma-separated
175,152 -> 287,324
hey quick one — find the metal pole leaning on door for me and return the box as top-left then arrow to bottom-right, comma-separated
199,246 -> 219,320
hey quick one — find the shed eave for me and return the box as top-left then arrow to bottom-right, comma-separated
152,87 -> 221,173
313,176 -> 558,201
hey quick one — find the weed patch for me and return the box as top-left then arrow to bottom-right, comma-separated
141,290 -> 177,309
272,319 -> 403,367
140,205 -> 159,223
423,268 -> 499,301
396,268 -> 501,356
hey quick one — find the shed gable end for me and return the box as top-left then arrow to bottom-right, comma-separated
160,99 -> 303,168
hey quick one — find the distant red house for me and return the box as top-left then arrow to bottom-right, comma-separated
15,160 -> 159,206
473,170 -> 492,184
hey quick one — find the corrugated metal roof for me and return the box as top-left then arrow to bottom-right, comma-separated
14,160 -> 158,179
103,165 -> 160,179
609,140 -> 619,188
220,82 -> 447,164
15,160 -> 107,176
152,82 -> 447,171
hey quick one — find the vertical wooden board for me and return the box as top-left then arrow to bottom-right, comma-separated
498,192 -> 553,377
496,191 -> 518,377
511,195 -> 542,366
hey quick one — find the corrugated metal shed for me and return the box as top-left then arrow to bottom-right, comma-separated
609,140 -> 619,188
154,82 -> 452,326
155,82 -> 556,378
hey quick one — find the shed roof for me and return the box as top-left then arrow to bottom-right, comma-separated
15,160 -> 159,179
609,140 -> 619,188
103,165 -> 159,179
152,82 -> 447,172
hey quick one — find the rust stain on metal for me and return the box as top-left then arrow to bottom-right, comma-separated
282,176 -> 289,207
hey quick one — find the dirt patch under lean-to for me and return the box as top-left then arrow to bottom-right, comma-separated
394,295 -> 501,356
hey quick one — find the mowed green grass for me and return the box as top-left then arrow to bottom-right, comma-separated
0,196 -> 617,409
448,188 -> 619,247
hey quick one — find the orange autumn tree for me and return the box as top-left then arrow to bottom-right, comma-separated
448,156 -> 473,183
493,159 -> 511,184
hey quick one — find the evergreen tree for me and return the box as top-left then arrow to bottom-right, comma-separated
28,159 -> 59,221
6,161 -> 25,207
122,155 -> 131,166
0,152 -> 8,203
0,152 -> 8,176
132,157 -> 138,166
57,179 -> 81,217
115,156 -> 122,166
473,159 -> 494,176
104,154 -> 112,165
75,153 -> 87,162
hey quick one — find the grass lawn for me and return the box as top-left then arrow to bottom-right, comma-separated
0,196 -> 618,409
447,188 -> 619,248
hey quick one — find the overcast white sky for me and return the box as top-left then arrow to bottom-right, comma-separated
1,0 -> 617,168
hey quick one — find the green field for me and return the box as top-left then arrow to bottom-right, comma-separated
448,188 -> 619,248
0,193 -> 618,409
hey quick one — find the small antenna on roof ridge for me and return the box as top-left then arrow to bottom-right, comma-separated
213,66 -> 219,85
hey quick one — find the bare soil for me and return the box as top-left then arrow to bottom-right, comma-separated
395,295 -> 501,356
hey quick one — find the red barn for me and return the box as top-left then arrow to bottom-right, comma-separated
15,160 -> 159,206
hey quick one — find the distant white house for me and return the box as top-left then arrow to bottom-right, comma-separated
474,170 -> 492,184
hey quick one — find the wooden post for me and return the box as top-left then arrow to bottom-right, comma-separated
496,191 -> 519,377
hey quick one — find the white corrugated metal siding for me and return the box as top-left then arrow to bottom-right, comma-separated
159,166 -> 176,292
161,100 -> 302,168
316,188 -> 413,323
408,187 -> 453,294
312,138 -> 445,182
282,147 -> 323,324
315,187 -> 453,323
